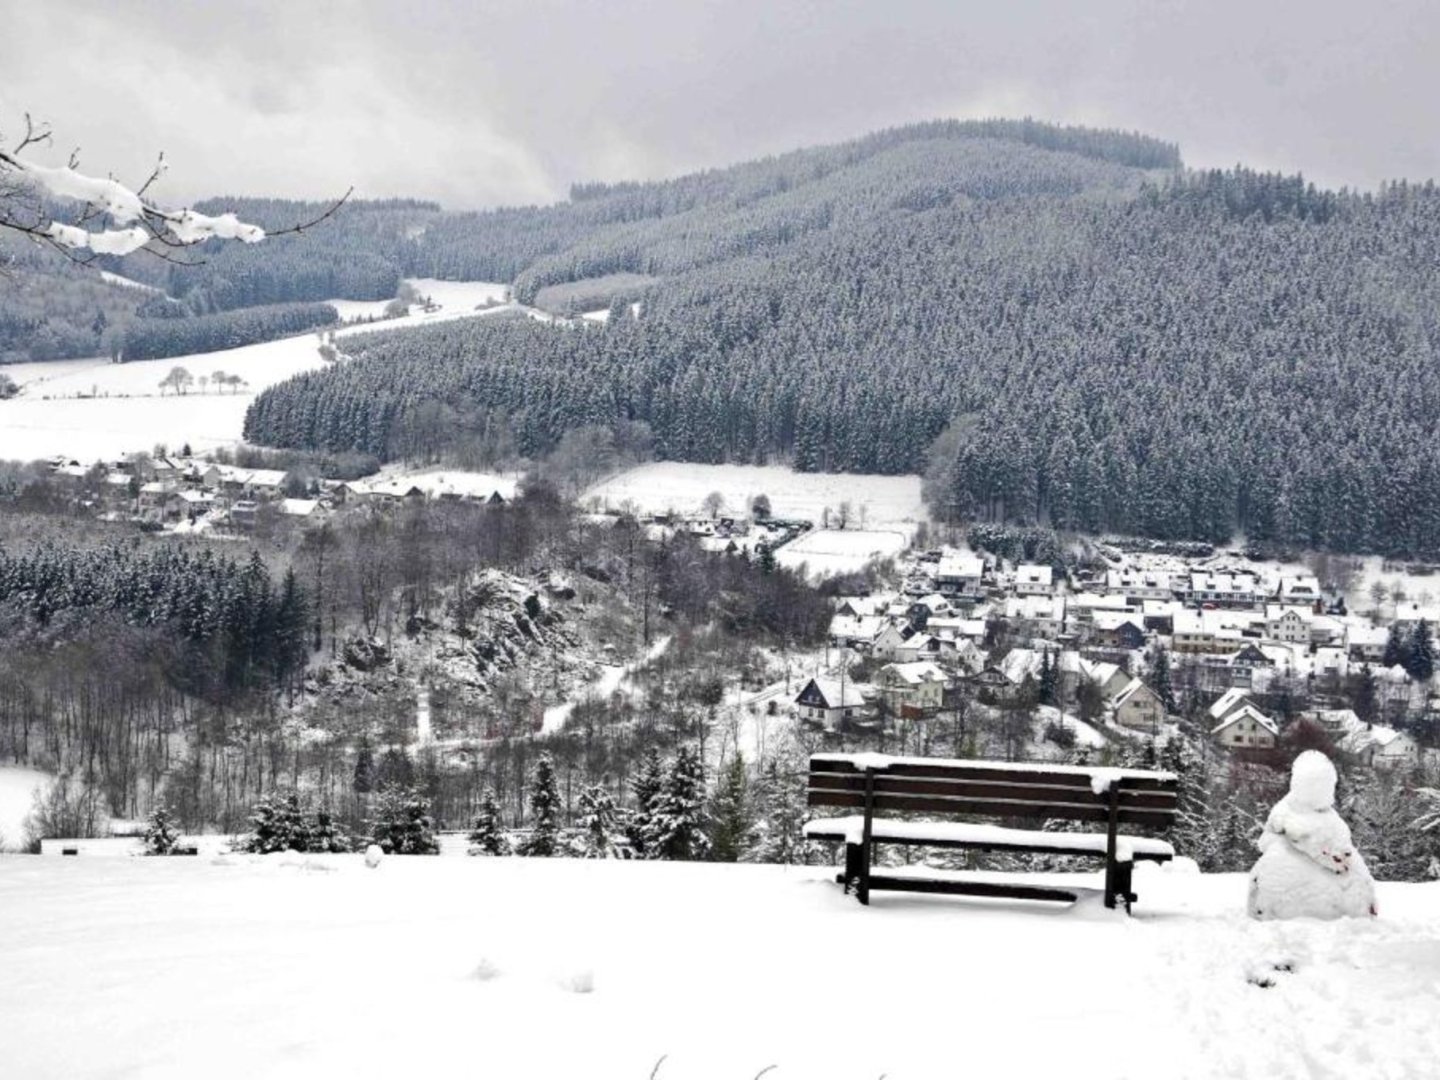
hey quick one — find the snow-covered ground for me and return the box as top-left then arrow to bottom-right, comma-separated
0,855 -> 1435,1079
541,635 -> 671,734
585,463 -> 927,532
0,765 -> 52,851
776,526 -> 917,579
0,279 -> 507,462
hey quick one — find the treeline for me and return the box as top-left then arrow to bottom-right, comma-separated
119,301 -> 338,362
249,160 -> 1440,558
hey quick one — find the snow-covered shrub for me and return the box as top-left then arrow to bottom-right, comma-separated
235,792 -> 310,854
142,803 -> 181,856
368,785 -> 440,855
467,790 -> 510,856
308,808 -> 352,853
576,785 -> 622,859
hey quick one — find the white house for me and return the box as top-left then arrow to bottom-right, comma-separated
1190,572 -> 1261,607
1111,678 -> 1166,732
1211,703 -> 1279,749
936,552 -> 985,598
876,662 -> 948,715
1340,725 -> 1420,770
1264,605 -> 1312,646
793,678 -> 871,729
1013,563 -> 1056,596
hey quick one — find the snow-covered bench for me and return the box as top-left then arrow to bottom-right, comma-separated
804,753 -> 1178,912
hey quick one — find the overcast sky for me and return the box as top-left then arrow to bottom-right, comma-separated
4,0 -> 1438,210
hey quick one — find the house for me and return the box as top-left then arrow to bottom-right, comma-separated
966,665 -> 1015,697
1227,643 -> 1273,689
1004,594 -> 1065,639
1392,603 -> 1440,633
1211,703 -> 1280,749
1104,569 -> 1180,601
875,662 -> 948,716
1013,563 -> 1055,596
1090,610 -> 1147,650
1346,624 -> 1389,663
137,481 -> 174,518
1172,609 -> 1265,655
1084,659 -> 1133,701
229,500 -> 260,529
1111,678 -> 1166,732
1339,725 -> 1420,770
1264,605 -> 1311,646
893,632 -> 941,664
829,614 -> 883,649
935,552 -> 985,598
167,489 -> 215,521
793,677 -> 871,729
280,498 -> 321,519
998,648 -> 1043,687
1278,575 -> 1321,606
1189,572 -> 1261,608
870,623 -> 912,662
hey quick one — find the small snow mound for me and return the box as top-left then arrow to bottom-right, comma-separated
849,753 -> 892,772
1089,768 -> 1124,796
470,958 -> 502,982
364,844 -> 384,868
1289,750 -> 1338,811
557,968 -> 595,994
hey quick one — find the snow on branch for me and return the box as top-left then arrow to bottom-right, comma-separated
0,114 -> 349,264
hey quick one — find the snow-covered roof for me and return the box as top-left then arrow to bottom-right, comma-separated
1014,563 -> 1053,587
937,553 -> 984,579
280,498 -> 320,516
801,678 -> 869,710
1111,678 -> 1154,710
999,648 -> 1041,685
1210,703 -> 1278,737
880,661 -> 947,685
1209,687 -> 1252,721
829,614 -> 884,641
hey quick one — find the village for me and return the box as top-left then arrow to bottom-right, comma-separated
798,544 -> 1440,772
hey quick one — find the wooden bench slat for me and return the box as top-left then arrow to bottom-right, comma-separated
812,755 -> 1178,792
808,772 -> 1178,810
865,874 -> 1079,904
802,817 -> 1175,861
807,789 -> 1176,828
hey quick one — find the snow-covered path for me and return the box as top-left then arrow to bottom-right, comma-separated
541,634 -> 671,734
0,856 -> 1435,1079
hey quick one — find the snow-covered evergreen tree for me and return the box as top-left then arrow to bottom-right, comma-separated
751,755 -> 808,865
368,785 -> 440,855
1407,620 -> 1435,682
649,746 -> 709,861
707,753 -> 754,862
519,753 -> 561,857
237,791 -> 310,854
308,808 -> 352,853
576,785 -> 621,859
142,802 -> 181,856
626,747 -> 665,858
1150,644 -> 1177,714
467,789 -> 510,856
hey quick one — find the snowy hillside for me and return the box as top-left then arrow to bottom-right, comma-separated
0,280 -> 507,462
0,855 -> 1435,1079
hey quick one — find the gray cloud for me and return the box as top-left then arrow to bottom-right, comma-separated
3,0 -> 1437,210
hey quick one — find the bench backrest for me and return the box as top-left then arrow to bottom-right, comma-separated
807,754 -> 1178,830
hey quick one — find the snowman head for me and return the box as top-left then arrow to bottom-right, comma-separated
1289,750 -> 1338,811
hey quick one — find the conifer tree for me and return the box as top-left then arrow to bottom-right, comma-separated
649,746 -> 709,861
626,747 -> 665,858
752,755 -> 807,865
1151,644 -> 1177,714
238,791 -> 310,853
707,753 -> 754,862
1408,620 -> 1436,683
308,808 -> 352,853
353,737 -> 375,795
1383,623 -> 1406,668
577,785 -> 621,859
142,801 -> 181,856
467,789 -> 510,856
519,753 -> 561,857
368,785 -> 440,854
1037,649 -> 1057,707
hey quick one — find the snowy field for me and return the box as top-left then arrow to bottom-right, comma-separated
584,463 -> 927,527
0,279 -> 506,462
0,855 -> 1435,1079
0,765 -> 52,851
776,526 -> 917,578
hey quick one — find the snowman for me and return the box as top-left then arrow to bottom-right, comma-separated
1247,750 -> 1376,920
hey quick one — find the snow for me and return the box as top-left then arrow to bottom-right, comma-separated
0,765 -> 52,851
583,462 -> 928,525
542,635 -> 672,734
0,280 -> 507,462
1,855 -> 1438,1079
354,465 -> 520,502
776,527 -> 916,579
802,815 -> 1176,862
813,752 -> 1176,785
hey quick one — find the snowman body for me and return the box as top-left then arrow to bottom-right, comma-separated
1247,751 -> 1376,920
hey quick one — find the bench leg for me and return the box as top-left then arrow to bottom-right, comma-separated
843,843 -> 861,895
1112,860 -> 1135,914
